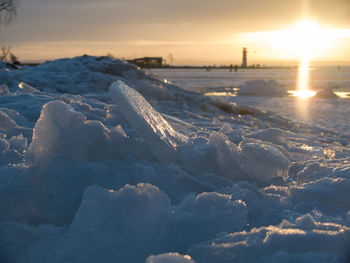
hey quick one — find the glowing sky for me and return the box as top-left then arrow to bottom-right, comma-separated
1,0 -> 350,64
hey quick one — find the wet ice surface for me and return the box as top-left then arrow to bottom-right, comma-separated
1,57 -> 350,263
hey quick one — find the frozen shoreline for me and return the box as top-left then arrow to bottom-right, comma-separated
0,56 -> 350,263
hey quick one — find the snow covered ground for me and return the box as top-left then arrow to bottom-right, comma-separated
1,56 -> 350,263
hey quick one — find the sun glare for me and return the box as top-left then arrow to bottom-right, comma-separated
241,19 -> 350,60
241,19 -> 350,99
275,20 -> 332,59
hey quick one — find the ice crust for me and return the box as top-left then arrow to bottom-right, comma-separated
0,56 -> 349,263
189,214 -> 350,263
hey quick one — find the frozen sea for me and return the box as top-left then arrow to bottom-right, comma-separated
1,57 -> 350,263
150,67 -> 350,135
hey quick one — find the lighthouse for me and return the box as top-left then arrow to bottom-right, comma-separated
242,47 -> 248,68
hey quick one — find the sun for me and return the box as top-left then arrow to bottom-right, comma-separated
273,19 -> 336,60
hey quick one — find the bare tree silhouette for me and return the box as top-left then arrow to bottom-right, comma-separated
0,45 -> 19,65
0,0 -> 17,25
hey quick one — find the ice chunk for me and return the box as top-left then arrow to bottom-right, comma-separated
0,221 -> 61,263
0,110 -> 17,133
209,132 -> 244,180
109,80 -> 187,163
8,134 -> 28,153
0,108 -> 29,127
0,84 -> 9,95
146,253 -> 195,263
238,80 -> 287,96
28,100 -> 109,166
18,82 -> 39,93
238,139 -> 290,181
179,132 -> 245,180
170,192 -> 247,250
246,128 -> 289,148
0,138 -> 10,152
62,184 -> 171,263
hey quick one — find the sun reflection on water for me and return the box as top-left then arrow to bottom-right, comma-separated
294,57 -> 316,99
293,56 -> 315,118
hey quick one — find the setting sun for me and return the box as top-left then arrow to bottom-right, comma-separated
272,20 -> 335,59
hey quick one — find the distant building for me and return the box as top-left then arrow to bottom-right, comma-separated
242,47 -> 248,68
127,57 -> 163,68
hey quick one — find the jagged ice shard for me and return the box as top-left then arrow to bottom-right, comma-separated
109,80 -> 188,163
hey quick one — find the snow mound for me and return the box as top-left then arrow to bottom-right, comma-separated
146,253 -> 195,263
62,184 -> 170,263
109,80 -> 188,163
315,87 -> 339,98
4,55 -> 137,94
238,80 -> 287,96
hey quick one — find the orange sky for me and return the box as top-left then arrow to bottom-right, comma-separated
1,0 -> 350,65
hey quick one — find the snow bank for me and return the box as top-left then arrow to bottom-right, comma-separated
3,56 -> 136,94
238,80 -> 287,96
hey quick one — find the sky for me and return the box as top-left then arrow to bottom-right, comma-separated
0,0 -> 350,65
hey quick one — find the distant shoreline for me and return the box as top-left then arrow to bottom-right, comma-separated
21,62 -> 297,70
148,65 -> 298,70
